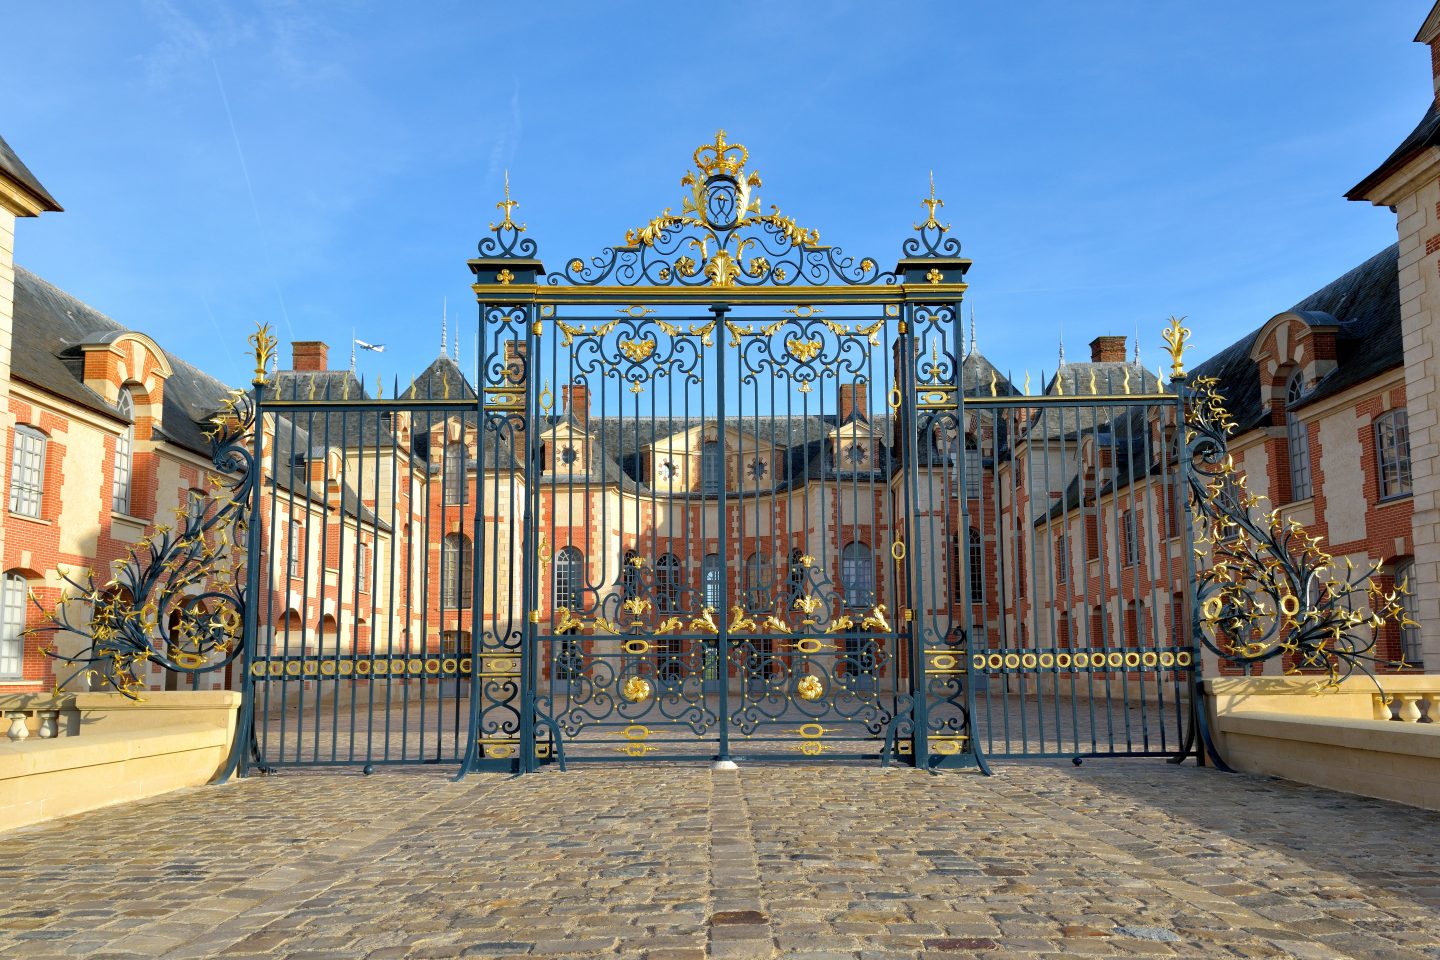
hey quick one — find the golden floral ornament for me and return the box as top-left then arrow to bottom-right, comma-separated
796,675 -> 824,701
705,249 -> 740,287
248,322 -> 278,386
622,676 -> 652,703
786,337 -> 823,362
489,171 -> 526,233
1162,315 -> 1191,379
914,171 -> 951,233
496,268 -> 514,285
617,338 -> 657,362
748,256 -> 770,277
674,255 -> 697,277
925,268 -> 943,285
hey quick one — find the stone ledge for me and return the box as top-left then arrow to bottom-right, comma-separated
0,724 -> 228,780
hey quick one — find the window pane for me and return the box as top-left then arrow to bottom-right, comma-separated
0,573 -> 26,678
1286,374 -> 1311,500
9,428 -> 44,518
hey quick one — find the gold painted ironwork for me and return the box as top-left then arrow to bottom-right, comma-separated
825,614 -> 855,634
490,170 -> 526,233
914,171 -> 950,232
785,337 -> 823,362
554,606 -> 583,634
622,676 -> 652,703
1162,315 -> 1191,379
729,605 -> 758,633
796,675 -> 824,701
617,337 -> 656,362
861,604 -> 892,633
655,616 -> 684,635
925,268 -> 942,285
761,614 -> 791,635
689,607 -> 720,634
249,322 -> 278,387
497,268 -> 514,285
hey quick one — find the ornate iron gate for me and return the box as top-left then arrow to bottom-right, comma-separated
237,133 -> 1207,774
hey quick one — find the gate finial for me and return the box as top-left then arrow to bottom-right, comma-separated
441,297 -> 448,357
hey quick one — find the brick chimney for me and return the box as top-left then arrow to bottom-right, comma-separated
292,341 -> 329,371
1089,336 -> 1126,363
1422,9 -> 1440,97
502,340 -> 528,385
562,383 -> 590,429
839,382 -> 868,422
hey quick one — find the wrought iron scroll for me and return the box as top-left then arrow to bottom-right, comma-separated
1184,374 -> 1417,685
28,389 -> 258,698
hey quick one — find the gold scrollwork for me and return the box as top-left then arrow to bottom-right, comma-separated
785,337 -> 823,362
1162,315 -> 1191,379
618,338 -> 657,362
914,171 -> 951,233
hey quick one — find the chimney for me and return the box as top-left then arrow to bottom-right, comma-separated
839,382 -> 868,422
562,383 -> 590,429
292,341 -> 330,371
1089,336 -> 1126,363
502,339 -> 528,386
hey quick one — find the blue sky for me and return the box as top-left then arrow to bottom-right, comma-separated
0,1 -> 1429,389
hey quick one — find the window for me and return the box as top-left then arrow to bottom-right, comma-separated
656,553 -> 682,613
840,542 -> 873,608
950,539 -> 965,604
441,533 -> 473,606
443,443 -> 467,505
1055,533 -> 1069,584
1396,560 -> 1423,667
1377,409 -> 1413,499
743,552 -> 771,607
621,549 -> 639,599
9,426 -> 45,518
112,388 -> 135,515
702,554 -> 723,610
289,520 -> 304,578
964,436 -> 981,499
1122,510 -> 1139,567
187,489 -> 207,526
0,571 -> 25,679
357,542 -> 370,594
554,546 -> 585,612
701,441 -> 723,494
787,548 -> 806,599
1286,372 -> 1311,501
968,528 -> 984,604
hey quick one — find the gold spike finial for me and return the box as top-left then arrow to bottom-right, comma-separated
914,171 -> 951,233
248,322 -> 277,387
490,170 -> 526,233
1023,370 -> 1031,396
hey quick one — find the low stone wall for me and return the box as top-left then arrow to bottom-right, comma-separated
1204,676 -> 1440,811
0,691 -> 240,832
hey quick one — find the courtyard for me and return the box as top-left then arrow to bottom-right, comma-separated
1,761 -> 1437,960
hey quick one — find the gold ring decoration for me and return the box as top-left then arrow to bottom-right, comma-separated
1141,651 -> 1158,667
1176,651 -> 1193,667
794,637 -> 827,655
1073,652 -> 1090,669
425,658 -> 441,675
798,740 -> 825,756
620,724 -> 652,741
795,723 -> 826,739
796,675 -> 824,701
1021,653 -> 1037,669
889,387 -> 903,411
356,660 -> 371,675
268,660 -> 285,676
407,658 -> 423,675
1056,653 -> 1072,668
1107,652 -> 1124,668
459,657 -> 473,674
1279,593 -> 1300,618
931,653 -> 956,670
285,660 -> 301,676
320,660 -> 336,675
1124,652 -> 1141,668
622,639 -> 652,655
302,660 -> 318,676
932,738 -> 962,755
1038,652 -> 1055,669
1201,596 -> 1223,620
373,660 -> 388,675
1159,651 -> 1175,668
972,653 -> 986,670
390,659 -> 406,675
1003,653 -> 1020,669
442,658 -> 458,674
622,675 -> 652,703
891,537 -> 906,561
987,653 -> 1004,670
250,662 -> 266,677
339,660 -> 354,676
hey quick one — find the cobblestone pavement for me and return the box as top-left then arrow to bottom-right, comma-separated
2,761 -> 1438,959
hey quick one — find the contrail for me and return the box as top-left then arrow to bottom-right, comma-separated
210,55 -> 295,340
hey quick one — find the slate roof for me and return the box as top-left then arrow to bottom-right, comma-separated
12,267 -> 233,456
1025,362 -> 1164,443
0,133 -> 61,211
265,368 -> 395,450
1347,100 -> 1440,200
1188,244 -> 1401,430
961,351 -> 1020,397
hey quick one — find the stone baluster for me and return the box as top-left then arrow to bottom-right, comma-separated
1374,694 -> 1394,720
1397,694 -> 1424,723
5,711 -> 30,741
38,710 -> 58,739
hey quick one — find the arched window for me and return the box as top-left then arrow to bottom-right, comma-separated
443,442 -> 467,505
743,551 -> 771,607
112,388 -> 135,514
621,549 -> 639,600
8,425 -> 46,518
701,440 -> 723,495
702,554 -> 723,610
1286,372 -> 1311,501
441,533 -> 473,606
656,553 -> 682,613
554,546 -> 585,612
841,542 -> 873,608
964,435 -> 981,499
968,528 -> 984,604
1395,559 -> 1423,666
0,571 -> 26,679
1376,409 -> 1413,499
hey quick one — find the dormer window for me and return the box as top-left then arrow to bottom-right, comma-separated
112,387 -> 135,515
844,442 -> 867,466
746,458 -> 767,481
659,459 -> 678,481
1286,371 -> 1312,501
560,445 -> 578,466
701,441 -> 723,494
